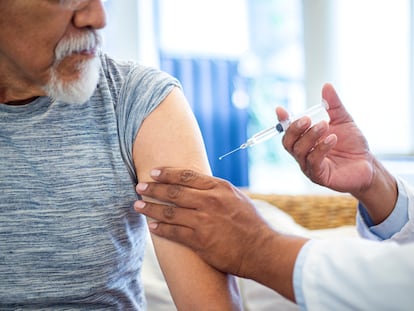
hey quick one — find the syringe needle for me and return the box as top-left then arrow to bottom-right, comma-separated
218,146 -> 242,160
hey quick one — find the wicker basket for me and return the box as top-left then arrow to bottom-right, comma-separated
246,192 -> 358,230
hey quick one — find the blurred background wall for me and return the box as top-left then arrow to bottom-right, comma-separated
102,0 -> 414,193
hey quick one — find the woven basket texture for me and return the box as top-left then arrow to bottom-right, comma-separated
246,193 -> 358,230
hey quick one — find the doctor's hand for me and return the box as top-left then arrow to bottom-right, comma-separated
135,168 -> 287,278
276,83 -> 397,224
276,83 -> 374,195
134,167 -> 306,301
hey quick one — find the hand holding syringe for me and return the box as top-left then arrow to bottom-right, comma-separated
219,100 -> 330,160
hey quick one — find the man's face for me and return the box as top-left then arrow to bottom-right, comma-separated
0,0 -> 106,103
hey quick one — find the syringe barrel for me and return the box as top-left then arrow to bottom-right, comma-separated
245,100 -> 329,148
291,100 -> 330,125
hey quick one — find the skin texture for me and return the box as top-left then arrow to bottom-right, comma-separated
134,83 -> 399,302
1,1 -> 241,309
133,88 -> 242,310
279,83 -> 397,223
0,0 -> 106,104
135,167 -> 307,301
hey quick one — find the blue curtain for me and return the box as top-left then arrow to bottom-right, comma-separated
160,56 -> 249,187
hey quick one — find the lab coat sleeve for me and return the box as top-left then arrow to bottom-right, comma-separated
356,177 -> 414,243
299,239 -> 414,311
296,177 -> 414,311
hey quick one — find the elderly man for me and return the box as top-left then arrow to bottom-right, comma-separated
0,1 -> 240,309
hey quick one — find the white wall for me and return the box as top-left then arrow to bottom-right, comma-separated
302,0 -> 412,155
102,0 -> 158,67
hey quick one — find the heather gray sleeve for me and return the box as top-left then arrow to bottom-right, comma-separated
116,65 -> 181,184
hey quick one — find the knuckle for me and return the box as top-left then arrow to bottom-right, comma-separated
205,193 -> 221,207
220,179 -> 234,191
211,177 -> 230,191
195,211 -> 209,224
179,169 -> 198,183
195,233 -> 213,254
166,184 -> 182,199
203,179 -> 234,206
162,205 -> 176,219
204,176 -> 220,189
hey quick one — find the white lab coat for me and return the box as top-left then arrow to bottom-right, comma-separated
299,179 -> 414,311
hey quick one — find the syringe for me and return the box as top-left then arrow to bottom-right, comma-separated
219,100 -> 330,160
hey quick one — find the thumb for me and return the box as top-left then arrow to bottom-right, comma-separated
322,83 -> 354,124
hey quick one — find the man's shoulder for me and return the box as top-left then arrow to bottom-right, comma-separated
98,53 -> 173,86
99,53 -> 139,81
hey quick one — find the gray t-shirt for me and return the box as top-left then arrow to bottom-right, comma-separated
0,54 -> 179,309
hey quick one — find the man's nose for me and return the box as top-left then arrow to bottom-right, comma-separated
72,0 -> 107,30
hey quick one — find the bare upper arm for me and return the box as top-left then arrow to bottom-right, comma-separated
133,87 -> 240,310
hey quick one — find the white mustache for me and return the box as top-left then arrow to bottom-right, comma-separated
54,31 -> 102,63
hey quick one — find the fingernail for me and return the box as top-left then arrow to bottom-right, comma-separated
324,134 -> 336,145
136,183 -> 148,192
134,201 -> 146,209
296,118 -> 308,129
313,122 -> 325,134
150,169 -> 161,177
149,222 -> 159,230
